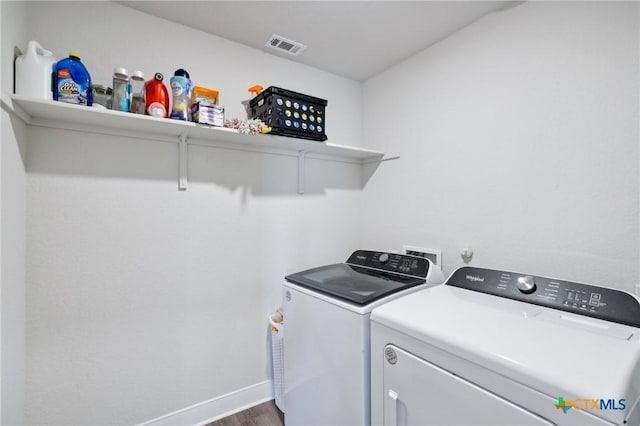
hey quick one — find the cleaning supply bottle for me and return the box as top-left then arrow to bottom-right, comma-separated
111,67 -> 131,112
170,68 -> 192,121
130,70 -> 146,114
145,72 -> 169,118
248,85 -> 263,98
53,52 -> 92,106
15,40 -> 57,100
242,84 -> 263,118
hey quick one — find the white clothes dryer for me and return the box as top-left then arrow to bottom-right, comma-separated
371,266 -> 640,426
283,250 -> 444,426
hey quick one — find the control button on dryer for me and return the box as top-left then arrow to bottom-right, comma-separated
516,276 -> 537,294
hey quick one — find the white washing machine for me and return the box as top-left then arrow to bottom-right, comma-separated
371,266 -> 640,426
283,250 -> 444,426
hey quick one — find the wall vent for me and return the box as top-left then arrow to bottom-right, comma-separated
265,34 -> 307,56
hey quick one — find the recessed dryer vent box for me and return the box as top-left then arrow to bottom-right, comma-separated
249,86 -> 327,142
403,245 -> 442,268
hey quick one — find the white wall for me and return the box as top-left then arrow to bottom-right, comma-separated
24,2 -> 363,425
1,1 -> 28,425
361,1 -> 639,293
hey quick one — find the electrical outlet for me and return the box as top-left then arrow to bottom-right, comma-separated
403,245 -> 442,268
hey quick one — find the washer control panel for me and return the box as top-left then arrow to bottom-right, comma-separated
447,266 -> 640,328
347,250 -> 429,278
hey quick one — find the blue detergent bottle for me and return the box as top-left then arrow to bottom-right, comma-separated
53,52 -> 92,106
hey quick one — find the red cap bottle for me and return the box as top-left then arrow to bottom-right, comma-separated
145,72 -> 170,118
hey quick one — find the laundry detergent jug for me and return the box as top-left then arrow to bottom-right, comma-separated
145,73 -> 169,118
53,52 -> 92,106
15,40 -> 57,100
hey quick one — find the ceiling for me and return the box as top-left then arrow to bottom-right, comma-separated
118,1 -> 519,81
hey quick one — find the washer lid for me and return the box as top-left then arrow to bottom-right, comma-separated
285,263 -> 425,305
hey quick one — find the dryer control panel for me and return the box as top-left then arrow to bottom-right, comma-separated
447,266 -> 640,328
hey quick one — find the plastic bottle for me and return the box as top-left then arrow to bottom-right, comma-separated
91,84 -> 112,109
130,70 -> 146,115
15,40 -> 57,100
53,52 -> 92,106
242,84 -> 263,117
170,68 -> 192,121
111,67 -> 131,112
145,72 -> 169,118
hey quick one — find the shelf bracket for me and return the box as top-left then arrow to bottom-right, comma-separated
298,150 -> 308,195
178,132 -> 188,191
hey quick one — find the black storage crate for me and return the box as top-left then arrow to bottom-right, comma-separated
249,86 -> 327,141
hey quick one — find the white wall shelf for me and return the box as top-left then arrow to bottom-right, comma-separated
3,95 -> 397,193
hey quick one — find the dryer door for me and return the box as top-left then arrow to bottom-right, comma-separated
382,345 -> 553,426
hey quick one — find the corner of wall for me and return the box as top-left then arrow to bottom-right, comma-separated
1,1 -> 28,425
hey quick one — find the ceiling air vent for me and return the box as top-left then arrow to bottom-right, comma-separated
265,34 -> 307,56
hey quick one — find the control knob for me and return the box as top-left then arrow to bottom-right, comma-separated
379,253 -> 389,264
517,276 -> 536,294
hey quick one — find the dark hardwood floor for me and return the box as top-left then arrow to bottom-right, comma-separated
206,400 -> 284,426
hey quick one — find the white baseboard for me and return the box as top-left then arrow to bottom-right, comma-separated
137,380 -> 274,426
